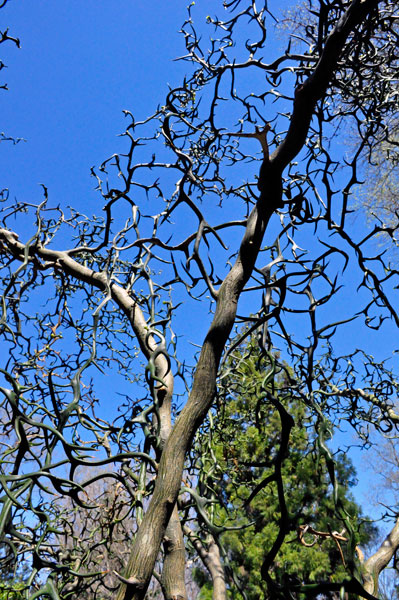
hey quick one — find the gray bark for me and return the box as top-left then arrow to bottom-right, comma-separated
0,4 -> 383,597
113,2 -> 381,598
183,527 -> 226,600
362,517 -> 399,597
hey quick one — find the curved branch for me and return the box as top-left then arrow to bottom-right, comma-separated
362,517 -> 399,597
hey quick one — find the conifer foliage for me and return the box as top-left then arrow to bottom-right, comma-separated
0,1 -> 398,599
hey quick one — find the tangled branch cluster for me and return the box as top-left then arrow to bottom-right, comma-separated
0,1 -> 398,599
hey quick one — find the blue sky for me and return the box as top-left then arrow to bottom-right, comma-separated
1,0 -> 397,526
0,1 -> 192,213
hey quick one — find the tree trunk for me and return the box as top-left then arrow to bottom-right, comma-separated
183,527 -> 226,600
362,517 -> 399,597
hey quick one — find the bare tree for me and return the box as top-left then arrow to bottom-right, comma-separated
0,1 -> 399,599
356,430 -> 399,597
356,113 -> 399,230
53,475 -> 140,599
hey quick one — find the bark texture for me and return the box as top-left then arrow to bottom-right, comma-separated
362,517 -> 399,597
0,3 -> 383,597
161,506 -> 187,600
112,2 -> 381,599
183,527 -> 226,600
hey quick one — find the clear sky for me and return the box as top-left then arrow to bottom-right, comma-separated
1,1 -> 396,525
0,1 -> 193,213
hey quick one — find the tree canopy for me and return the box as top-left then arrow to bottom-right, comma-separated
192,339 -> 376,599
0,1 -> 399,599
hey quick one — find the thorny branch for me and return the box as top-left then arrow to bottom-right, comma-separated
0,1 -> 398,599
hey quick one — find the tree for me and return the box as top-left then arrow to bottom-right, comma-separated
0,1 -> 399,599
354,114 -> 399,255
358,426 -> 399,598
53,475 -> 141,600
190,338 -> 376,599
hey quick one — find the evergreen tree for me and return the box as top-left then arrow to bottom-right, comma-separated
193,337 -> 375,599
